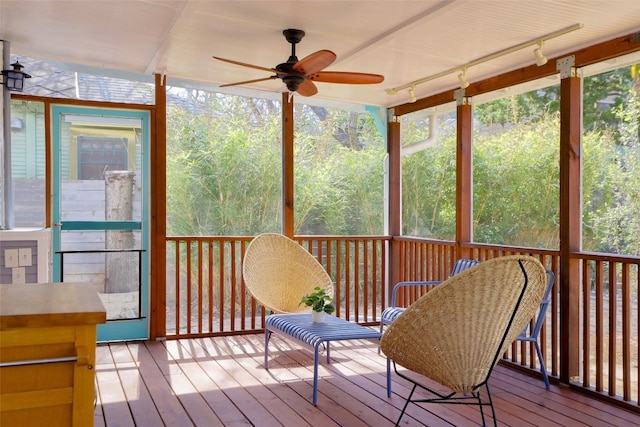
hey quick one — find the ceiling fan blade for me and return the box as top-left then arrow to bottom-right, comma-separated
309,71 -> 384,84
213,56 -> 285,75
219,76 -> 277,88
296,79 -> 318,97
293,50 -> 337,75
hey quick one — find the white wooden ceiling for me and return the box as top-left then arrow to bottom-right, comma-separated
2,0 -> 640,108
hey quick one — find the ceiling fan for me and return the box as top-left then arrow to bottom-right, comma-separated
213,29 -> 384,97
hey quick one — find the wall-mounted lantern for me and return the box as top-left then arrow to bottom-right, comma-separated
1,60 -> 31,92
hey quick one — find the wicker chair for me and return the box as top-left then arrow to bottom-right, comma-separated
242,233 -> 333,314
380,255 -> 547,427
380,259 -> 481,335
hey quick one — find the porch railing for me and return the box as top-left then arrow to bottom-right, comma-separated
166,235 -> 639,409
576,252 -> 639,406
394,236 -> 639,409
165,235 -> 389,338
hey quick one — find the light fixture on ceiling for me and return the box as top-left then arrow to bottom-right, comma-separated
1,60 -> 31,92
533,41 -> 548,66
458,69 -> 470,89
408,85 -> 417,103
385,23 -> 583,102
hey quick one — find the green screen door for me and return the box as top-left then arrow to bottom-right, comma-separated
52,105 -> 150,341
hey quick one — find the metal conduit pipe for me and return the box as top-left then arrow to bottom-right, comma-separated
1,39 -> 14,229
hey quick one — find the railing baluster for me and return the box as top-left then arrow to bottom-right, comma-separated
186,240 -> 192,334
608,262 -> 617,396
621,262 -> 630,401
595,260 -> 604,391
197,240 -> 203,334
208,241 -> 214,333
219,241 -> 225,333
582,260 -> 592,388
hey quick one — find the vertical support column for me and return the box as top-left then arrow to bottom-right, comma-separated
1,40 -> 13,229
455,89 -> 472,260
557,55 -> 581,383
150,72 -> 167,339
387,108 -> 401,293
45,102 -> 52,227
282,92 -> 295,238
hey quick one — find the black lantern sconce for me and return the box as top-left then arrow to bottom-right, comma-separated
2,60 -> 31,92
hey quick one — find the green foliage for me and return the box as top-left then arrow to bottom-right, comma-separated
293,105 -> 385,235
299,286 -> 335,314
401,65 -> 639,256
166,95 -> 282,236
473,67 -> 632,133
165,64 -> 639,257
584,89 -> 640,254
401,114 -> 457,239
472,117 -> 560,248
166,92 -> 385,237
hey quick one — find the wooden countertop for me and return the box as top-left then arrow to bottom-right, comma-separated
0,283 -> 107,330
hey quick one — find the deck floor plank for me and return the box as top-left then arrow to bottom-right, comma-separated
166,339 -> 249,427
94,335 -> 640,427
211,335 -> 336,427
131,341 -> 197,426
95,345 -> 136,427
254,335 -> 371,427
188,336 -> 288,426
187,337 -> 311,427
146,340 -> 223,427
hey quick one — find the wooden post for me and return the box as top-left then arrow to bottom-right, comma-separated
105,170 -> 136,293
455,91 -> 473,260
558,58 -> 581,383
150,72 -> 167,340
282,92 -> 294,238
387,111 -> 401,295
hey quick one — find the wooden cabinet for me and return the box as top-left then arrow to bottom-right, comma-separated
0,283 -> 106,426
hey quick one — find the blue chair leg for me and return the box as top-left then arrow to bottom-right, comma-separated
534,341 -> 550,389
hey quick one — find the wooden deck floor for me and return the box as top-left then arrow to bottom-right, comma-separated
94,334 -> 639,427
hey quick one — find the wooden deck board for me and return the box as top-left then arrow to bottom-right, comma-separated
94,334 -> 640,426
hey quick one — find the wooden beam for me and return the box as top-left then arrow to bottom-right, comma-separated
393,31 -> 640,117
282,92 -> 294,238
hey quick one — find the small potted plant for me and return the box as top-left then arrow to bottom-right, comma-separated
299,286 -> 335,322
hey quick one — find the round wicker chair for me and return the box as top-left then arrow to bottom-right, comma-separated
380,255 -> 547,427
242,233 -> 334,314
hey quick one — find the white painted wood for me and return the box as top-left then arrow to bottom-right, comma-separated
2,1 -> 640,107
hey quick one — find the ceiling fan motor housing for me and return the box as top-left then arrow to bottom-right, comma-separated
282,74 -> 305,91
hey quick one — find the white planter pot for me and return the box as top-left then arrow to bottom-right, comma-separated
312,310 -> 325,323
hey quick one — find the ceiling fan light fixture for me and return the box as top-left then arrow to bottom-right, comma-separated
534,42 -> 548,66
458,70 -> 470,89
283,74 -> 304,92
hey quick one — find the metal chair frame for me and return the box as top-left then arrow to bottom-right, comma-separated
516,269 -> 555,388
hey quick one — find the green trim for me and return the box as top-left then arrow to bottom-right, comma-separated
366,105 -> 387,146
60,221 -> 141,231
